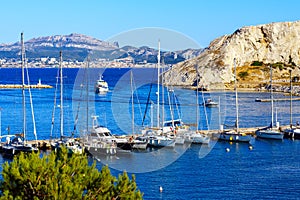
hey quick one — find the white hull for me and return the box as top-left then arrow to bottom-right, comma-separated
175,136 -> 185,145
184,132 -> 210,144
148,136 -> 176,148
255,129 -> 284,140
85,141 -> 117,156
132,141 -> 148,150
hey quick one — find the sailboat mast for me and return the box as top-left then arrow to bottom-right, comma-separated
21,33 -> 26,138
234,58 -> 239,132
59,51 -> 63,140
131,70 -> 135,135
86,58 -> 90,134
290,70 -> 292,126
196,65 -> 199,131
157,40 -> 160,128
270,65 -> 274,127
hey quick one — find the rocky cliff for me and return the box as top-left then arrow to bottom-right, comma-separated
163,20 -> 300,90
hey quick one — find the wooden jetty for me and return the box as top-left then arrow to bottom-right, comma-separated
255,97 -> 300,102
4,125 -> 292,152
0,84 -> 53,89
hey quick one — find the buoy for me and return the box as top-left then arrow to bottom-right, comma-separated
249,146 -> 253,150
225,148 -> 230,152
159,186 -> 163,192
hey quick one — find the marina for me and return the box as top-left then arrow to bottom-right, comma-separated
0,67 -> 299,199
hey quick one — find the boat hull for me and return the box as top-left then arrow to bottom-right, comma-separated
255,129 -> 284,140
283,128 -> 300,139
2,144 -> 38,157
148,137 -> 176,148
85,143 -> 117,156
218,132 -> 251,143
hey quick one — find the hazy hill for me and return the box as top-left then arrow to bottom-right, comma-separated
0,33 -> 202,64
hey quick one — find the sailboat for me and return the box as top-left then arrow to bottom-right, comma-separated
143,40 -> 176,148
282,70 -> 300,139
50,51 -> 84,154
2,33 -> 38,157
219,58 -> 252,143
183,64 -> 210,144
255,65 -> 284,140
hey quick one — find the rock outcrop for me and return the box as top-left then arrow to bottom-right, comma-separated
163,21 -> 300,89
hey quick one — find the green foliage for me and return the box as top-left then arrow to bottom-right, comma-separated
0,148 -> 143,200
238,71 -> 249,79
271,62 -> 285,70
251,61 -> 263,66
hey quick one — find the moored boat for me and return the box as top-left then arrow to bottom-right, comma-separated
219,59 -> 252,143
255,65 -> 284,140
203,99 -> 218,107
283,127 -> 300,139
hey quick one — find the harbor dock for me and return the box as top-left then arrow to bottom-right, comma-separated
0,84 -> 53,89
255,97 -> 300,102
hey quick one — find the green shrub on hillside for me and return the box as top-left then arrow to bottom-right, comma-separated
251,61 -> 263,66
238,71 -> 249,79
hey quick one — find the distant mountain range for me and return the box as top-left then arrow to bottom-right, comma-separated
0,33 -> 202,64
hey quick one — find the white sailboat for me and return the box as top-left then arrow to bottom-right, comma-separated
50,51 -> 84,154
2,33 -> 38,156
255,65 -> 284,140
144,40 -> 175,148
219,58 -> 252,143
183,64 -> 210,145
283,70 -> 300,139
129,71 -> 148,150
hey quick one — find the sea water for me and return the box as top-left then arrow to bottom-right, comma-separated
0,68 -> 299,199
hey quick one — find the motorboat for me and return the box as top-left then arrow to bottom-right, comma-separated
162,119 -> 189,134
203,99 -> 218,107
95,75 -> 109,93
83,125 -> 118,156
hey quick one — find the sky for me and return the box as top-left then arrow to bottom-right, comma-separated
1,0 -> 300,50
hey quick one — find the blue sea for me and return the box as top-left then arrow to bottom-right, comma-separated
0,68 -> 299,199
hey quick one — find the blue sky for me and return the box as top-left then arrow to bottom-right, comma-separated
1,0 -> 300,50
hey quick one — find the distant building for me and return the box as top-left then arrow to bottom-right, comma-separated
41,57 -> 48,62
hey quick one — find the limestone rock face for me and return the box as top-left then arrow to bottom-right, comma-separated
164,21 -> 300,89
